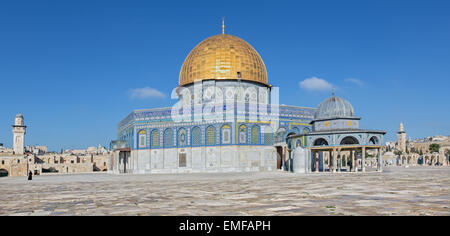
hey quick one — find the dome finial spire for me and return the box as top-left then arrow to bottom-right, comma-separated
332,87 -> 335,96
222,17 -> 225,34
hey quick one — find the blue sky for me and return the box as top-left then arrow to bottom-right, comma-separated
0,0 -> 449,151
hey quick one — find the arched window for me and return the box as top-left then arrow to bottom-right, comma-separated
264,132 -> 273,145
206,126 -> 215,145
292,127 -> 300,134
295,139 -> 302,147
221,125 -> 231,144
313,138 -> 328,146
164,129 -> 174,147
138,130 -> 147,148
151,130 -> 159,148
369,136 -> 379,145
251,125 -> 260,144
239,125 -> 247,144
178,128 -> 187,147
191,127 -> 201,146
340,136 -> 359,145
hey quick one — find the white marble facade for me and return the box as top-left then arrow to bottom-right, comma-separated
111,145 -> 276,174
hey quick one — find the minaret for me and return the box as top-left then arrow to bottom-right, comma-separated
397,122 -> 406,153
12,114 -> 26,155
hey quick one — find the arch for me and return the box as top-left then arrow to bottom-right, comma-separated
264,132 -> 273,145
177,128 -> 187,147
295,139 -> 302,148
151,129 -> 159,148
0,168 -> 8,177
313,138 -> 329,146
287,139 -> 293,150
206,126 -> 216,145
191,126 -> 202,146
221,125 -> 231,144
275,127 -> 287,142
239,124 -> 247,144
418,156 -> 424,165
340,136 -> 359,145
286,132 -> 296,138
369,136 -> 379,145
244,87 -> 257,103
163,128 -> 174,148
251,125 -> 260,144
292,127 -> 300,134
138,129 -> 147,148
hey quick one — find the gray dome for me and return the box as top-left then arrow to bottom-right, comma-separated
314,96 -> 355,120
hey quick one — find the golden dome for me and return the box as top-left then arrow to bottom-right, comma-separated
179,34 -> 268,86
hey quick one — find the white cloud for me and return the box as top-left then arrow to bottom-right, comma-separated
299,77 -> 333,91
345,78 -> 364,86
129,87 -> 166,99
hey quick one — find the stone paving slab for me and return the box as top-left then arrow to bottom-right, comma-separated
0,167 -> 449,216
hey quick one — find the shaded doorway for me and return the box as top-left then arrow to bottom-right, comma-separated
0,168 -> 8,177
276,146 -> 283,169
119,149 -> 131,174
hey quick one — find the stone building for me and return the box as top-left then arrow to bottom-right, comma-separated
0,114 -> 111,177
383,121 -> 449,166
393,135 -> 450,166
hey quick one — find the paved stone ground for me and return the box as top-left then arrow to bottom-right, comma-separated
0,167 -> 449,216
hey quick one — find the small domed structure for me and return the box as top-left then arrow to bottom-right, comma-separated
314,96 -> 355,120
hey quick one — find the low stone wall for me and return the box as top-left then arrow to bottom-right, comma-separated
41,163 -> 93,174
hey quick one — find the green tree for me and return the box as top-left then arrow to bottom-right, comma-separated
429,143 -> 440,153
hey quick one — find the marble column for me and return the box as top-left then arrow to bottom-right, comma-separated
351,150 -> 356,172
362,147 -> 366,172
377,147 -> 383,172
328,151 -> 332,172
308,150 -> 313,173
315,151 -> 319,173
337,149 -> 341,172
332,149 -> 337,173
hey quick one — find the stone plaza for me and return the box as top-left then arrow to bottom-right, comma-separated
0,166 -> 448,216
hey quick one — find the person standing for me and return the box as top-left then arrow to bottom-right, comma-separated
28,170 -> 32,180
